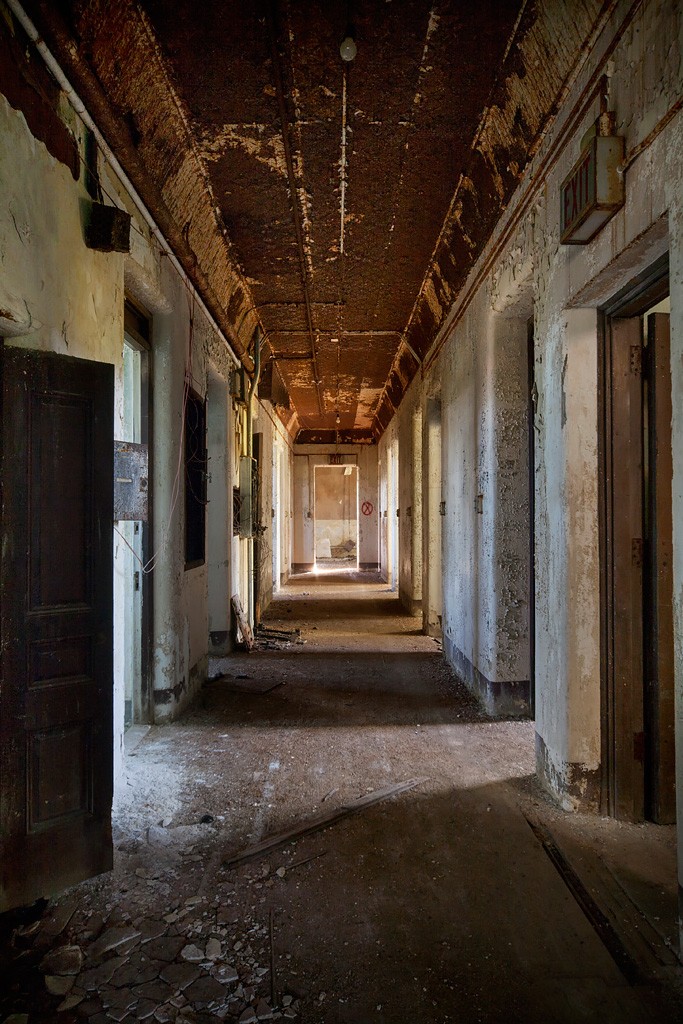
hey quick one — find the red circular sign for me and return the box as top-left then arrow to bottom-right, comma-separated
361,500 -> 374,516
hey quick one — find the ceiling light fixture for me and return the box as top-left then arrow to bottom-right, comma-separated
336,412 -> 341,425
340,34 -> 357,62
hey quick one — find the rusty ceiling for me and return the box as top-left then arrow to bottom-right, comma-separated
21,0 -> 606,443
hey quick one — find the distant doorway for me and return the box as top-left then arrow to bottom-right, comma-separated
313,464 -> 359,569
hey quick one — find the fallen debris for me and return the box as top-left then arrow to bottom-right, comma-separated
213,676 -> 285,695
223,778 -> 428,868
231,594 -> 254,650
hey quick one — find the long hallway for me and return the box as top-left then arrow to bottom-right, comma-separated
1,576 -> 679,1023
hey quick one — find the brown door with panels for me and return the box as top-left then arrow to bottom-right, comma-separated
1,346 -> 114,911
602,278 -> 674,823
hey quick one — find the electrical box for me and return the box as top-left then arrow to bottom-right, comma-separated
239,456 -> 255,538
259,360 -> 290,409
85,201 -> 131,253
230,367 -> 248,404
113,440 -> 148,520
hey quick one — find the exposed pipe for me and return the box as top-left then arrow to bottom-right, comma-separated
246,327 -> 264,460
5,0 -> 242,368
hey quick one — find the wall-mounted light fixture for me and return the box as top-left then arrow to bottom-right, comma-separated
340,34 -> 357,61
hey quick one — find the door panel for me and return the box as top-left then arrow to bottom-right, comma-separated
644,312 -> 675,822
607,317 -> 644,821
1,346 -> 114,911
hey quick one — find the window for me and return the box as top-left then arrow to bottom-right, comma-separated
185,389 -> 207,567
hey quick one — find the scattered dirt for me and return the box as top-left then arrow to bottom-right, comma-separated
1,573 -> 680,1023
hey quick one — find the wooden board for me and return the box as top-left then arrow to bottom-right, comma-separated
231,593 -> 254,650
224,778 -> 428,868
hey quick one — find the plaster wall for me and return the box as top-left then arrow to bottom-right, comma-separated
520,0 -> 683,807
292,445 -> 379,569
147,261 -> 235,725
0,93 -> 130,777
418,291 -> 531,717
0,85 -> 245,780
406,0 -> 683,806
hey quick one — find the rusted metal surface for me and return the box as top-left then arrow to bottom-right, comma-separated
113,441 -> 149,521
19,0 -> 605,441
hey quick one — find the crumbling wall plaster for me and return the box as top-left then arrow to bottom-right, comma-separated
0,95 -> 122,362
526,0 -> 683,806
435,290 -> 531,711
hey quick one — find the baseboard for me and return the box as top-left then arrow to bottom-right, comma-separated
535,732 -> 601,812
443,634 -> 531,719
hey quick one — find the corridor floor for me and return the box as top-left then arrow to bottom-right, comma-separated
1,573 -> 681,1023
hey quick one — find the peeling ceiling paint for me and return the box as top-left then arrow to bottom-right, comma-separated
23,0 -> 606,442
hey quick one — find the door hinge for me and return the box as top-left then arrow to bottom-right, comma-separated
629,345 -> 642,376
633,731 -> 645,763
631,537 -> 643,567
134,570 -> 140,591
439,500 -> 446,517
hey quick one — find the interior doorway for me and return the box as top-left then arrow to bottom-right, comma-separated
422,397 -> 442,636
114,302 -> 151,730
313,464 -> 359,569
601,261 -> 674,823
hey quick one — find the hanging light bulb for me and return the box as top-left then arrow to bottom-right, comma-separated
335,412 -> 341,425
340,35 -> 357,62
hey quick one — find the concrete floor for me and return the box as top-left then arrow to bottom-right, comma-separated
1,572 -> 681,1023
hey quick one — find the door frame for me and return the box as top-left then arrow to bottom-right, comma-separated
598,254 -> 670,819
312,462 -> 359,569
122,300 -> 152,725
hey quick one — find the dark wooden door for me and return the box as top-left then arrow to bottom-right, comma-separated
606,316 -> 645,821
604,309 -> 675,823
1,347 -> 114,911
644,312 -> 675,822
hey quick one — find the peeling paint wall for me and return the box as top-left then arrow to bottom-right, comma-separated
427,288 -> 531,716
0,56 -> 272,794
407,0 -> 683,808
524,0 -> 683,810
0,86 -> 128,775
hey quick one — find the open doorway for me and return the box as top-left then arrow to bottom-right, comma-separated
601,260 -> 674,823
113,302 -> 151,732
313,464 -> 359,569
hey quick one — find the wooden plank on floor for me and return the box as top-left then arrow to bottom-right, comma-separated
231,594 -> 254,650
223,777 -> 428,868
